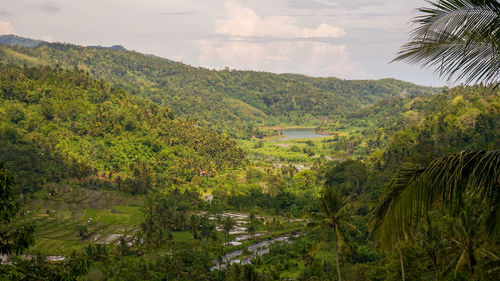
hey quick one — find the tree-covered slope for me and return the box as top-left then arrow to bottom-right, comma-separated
0,64 -> 244,193
382,85 -> 500,164
0,37 -> 438,138
0,34 -> 43,48
312,85 -> 499,164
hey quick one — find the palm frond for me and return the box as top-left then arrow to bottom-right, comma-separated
393,0 -> 500,85
455,249 -> 472,278
370,150 -> 500,245
369,164 -> 426,246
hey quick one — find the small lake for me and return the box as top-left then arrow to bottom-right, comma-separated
280,128 -> 326,140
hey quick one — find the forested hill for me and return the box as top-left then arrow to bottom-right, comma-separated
0,65 -> 244,193
0,34 -> 43,48
0,36 -> 438,138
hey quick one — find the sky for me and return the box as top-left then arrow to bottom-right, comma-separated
0,0 -> 448,86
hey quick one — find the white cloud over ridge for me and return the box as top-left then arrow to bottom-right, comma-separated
0,21 -> 14,35
215,0 -> 345,38
198,0 -> 359,78
198,40 -> 359,78
41,35 -> 54,42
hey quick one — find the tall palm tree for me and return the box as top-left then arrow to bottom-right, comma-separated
370,150 -> 500,243
317,187 -> 357,281
393,0 -> 500,85
448,204 -> 483,279
221,215 -> 236,242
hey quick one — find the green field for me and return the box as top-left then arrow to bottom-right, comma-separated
238,131 -> 347,164
26,187 -> 143,254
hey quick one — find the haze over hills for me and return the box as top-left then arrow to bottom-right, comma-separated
0,35 -> 438,138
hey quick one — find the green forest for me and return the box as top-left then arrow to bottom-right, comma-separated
0,1 -> 499,280
0,38 -> 437,139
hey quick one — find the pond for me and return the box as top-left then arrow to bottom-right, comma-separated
280,128 -> 326,140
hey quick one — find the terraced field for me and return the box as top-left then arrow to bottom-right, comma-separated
27,185 -> 143,255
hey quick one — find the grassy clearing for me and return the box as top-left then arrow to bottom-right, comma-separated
238,133 -> 343,164
84,206 -> 143,225
172,231 -> 194,243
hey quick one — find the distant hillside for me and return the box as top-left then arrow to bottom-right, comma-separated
0,34 -> 44,48
0,36 -> 439,138
0,35 -> 127,51
87,45 -> 127,51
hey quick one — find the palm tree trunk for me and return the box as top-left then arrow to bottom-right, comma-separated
398,244 -> 405,281
335,238 -> 342,281
432,255 -> 438,281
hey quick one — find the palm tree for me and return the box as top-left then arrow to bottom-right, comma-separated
247,212 -> 257,239
316,187 -> 357,281
370,150 -> 500,244
393,0 -> 500,85
450,204 -> 482,279
221,215 -> 236,242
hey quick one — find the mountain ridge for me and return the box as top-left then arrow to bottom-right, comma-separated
0,35 -> 439,138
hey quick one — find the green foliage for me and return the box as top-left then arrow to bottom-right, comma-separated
370,150 -> 500,245
302,146 -> 315,156
75,225 -> 88,237
0,163 -> 35,255
382,86 -> 500,166
221,215 -> 236,240
0,65 -> 244,193
315,187 -> 358,281
0,30 -> 499,281
140,188 -> 199,248
0,42 -> 436,138
319,160 -> 368,196
0,34 -> 43,48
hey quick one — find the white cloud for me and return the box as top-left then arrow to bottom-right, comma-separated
172,52 -> 187,62
39,2 -> 61,13
215,0 -> 345,38
305,42 -> 357,76
198,40 -> 360,78
41,35 -> 54,42
0,21 -> 14,35
196,0 -> 360,78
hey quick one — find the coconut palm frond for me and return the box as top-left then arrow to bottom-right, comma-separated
476,247 -> 500,261
370,150 -> 500,245
319,187 -> 343,216
421,150 -> 500,225
455,249 -> 474,278
393,0 -> 500,85
341,221 -> 360,233
369,165 -> 426,246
